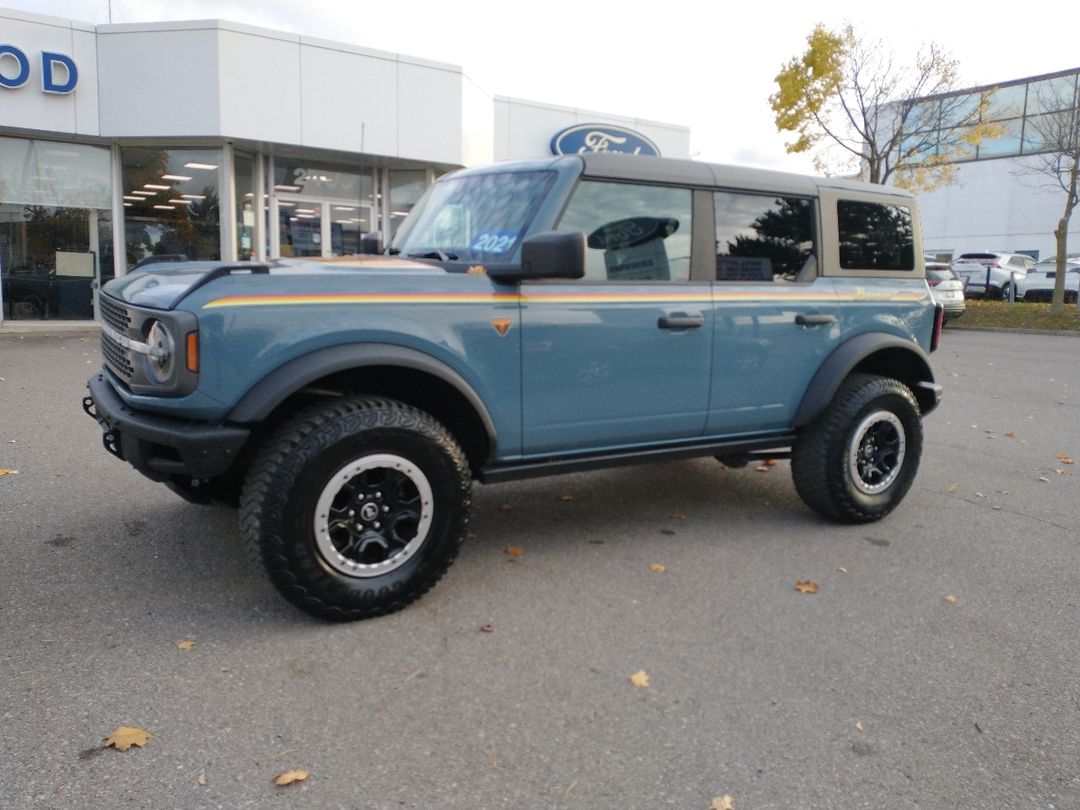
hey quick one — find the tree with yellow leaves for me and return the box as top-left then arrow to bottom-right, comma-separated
771,23 -> 999,192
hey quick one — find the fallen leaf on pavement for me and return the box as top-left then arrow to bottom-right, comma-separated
710,796 -> 735,810
945,595 -> 957,604
855,721 -> 864,732
560,495 -> 575,501
1005,432 -> 1016,438
649,563 -> 667,573
176,639 -> 196,650
104,726 -> 152,752
0,469 -> 18,476
1037,476 -> 1049,483
273,769 -> 309,787
480,624 -> 495,633
198,772 -> 207,787
975,492 -> 986,498
837,567 -> 848,573
503,546 -> 524,557
1058,452 -> 1074,464
629,670 -> 650,688
795,580 -> 819,594
946,483 -> 958,493
1055,469 -> 1066,475
670,513 -> 686,520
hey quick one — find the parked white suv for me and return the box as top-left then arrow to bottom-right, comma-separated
1015,257 -> 1080,303
951,252 -> 1036,299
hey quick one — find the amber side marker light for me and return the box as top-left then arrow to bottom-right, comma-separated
185,332 -> 199,372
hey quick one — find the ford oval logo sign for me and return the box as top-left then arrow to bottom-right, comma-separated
550,124 -> 660,157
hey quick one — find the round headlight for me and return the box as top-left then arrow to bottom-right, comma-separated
145,319 -> 175,383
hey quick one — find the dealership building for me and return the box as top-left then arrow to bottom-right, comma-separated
906,67 -> 1080,263
0,7 -> 689,323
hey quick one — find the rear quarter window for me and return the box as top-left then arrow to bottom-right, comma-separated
837,200 -> 915,271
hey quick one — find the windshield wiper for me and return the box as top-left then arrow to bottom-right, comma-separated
386,247 -> 401,255
407,250 -> 459,261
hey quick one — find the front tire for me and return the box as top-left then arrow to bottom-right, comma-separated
240,398 -> 471,621
791,374 -> 923,523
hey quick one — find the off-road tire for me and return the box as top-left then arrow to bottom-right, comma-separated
240,398 -> 471,621
791,374 -> 922,524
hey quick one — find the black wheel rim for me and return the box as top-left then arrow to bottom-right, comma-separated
313,453 -> 433,577
847,410 -> 906,495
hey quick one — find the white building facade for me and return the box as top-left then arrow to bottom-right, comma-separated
908,68 -> 1080,262
0,8 -> 689,323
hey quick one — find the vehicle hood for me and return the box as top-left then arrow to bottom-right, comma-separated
102,257 -> 442,310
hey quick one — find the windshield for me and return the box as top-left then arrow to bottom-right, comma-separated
390,171 -> 555,263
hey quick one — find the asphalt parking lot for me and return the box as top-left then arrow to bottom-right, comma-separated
1,326 -> 1078,810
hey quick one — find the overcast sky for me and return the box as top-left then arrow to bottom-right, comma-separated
9,0 -> 1079,173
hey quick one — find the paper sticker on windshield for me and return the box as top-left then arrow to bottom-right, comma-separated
471,231 -> 518,254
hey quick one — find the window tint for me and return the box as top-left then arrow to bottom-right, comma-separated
837,200 -> 915,271
556,180 -> 692,281
714,192 -> 816,282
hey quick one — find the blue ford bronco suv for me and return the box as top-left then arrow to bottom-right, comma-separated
85,153 -> 943,620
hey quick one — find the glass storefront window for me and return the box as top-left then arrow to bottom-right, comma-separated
273,158 -> 374,203
235,151 -> 256,260
121,147 -> 222,268
0,137 -> 113,321
1,204 -> 112,320
388,170 -> 427,240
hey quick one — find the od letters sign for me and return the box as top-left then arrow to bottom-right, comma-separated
0,45 -> 78,94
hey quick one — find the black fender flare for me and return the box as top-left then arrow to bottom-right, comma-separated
226,342 -> 499,452
793,332 -> 940,427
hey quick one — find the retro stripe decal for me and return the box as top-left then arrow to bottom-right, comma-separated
202,289 -> 927,309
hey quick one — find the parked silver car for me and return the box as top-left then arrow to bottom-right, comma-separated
951,252 -> 1036,299
926,262 -> 965,320
1015,257 -> 1080,303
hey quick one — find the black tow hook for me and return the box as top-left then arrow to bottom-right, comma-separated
82,395 -> 97,419
101,429 -> 123,460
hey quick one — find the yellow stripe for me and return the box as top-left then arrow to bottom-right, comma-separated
203,289 -> 927,309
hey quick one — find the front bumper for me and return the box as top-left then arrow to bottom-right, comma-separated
84,372 -> 249,482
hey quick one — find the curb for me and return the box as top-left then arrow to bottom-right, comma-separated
0,321 -> 100,336
946,324 -> 1080,337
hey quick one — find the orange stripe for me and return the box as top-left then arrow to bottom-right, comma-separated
203,289 -> 927,309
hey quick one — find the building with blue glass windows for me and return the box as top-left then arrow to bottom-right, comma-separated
903,67 -> 1080,262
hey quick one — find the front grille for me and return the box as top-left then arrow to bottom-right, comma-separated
101,329 -> 135,382
99,295 -> 131,334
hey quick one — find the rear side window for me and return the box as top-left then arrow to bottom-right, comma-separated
556,180 -> 692,281
714,192 -> 817,282
838,200 -> 915,271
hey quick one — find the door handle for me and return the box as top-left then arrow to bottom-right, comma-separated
794,313 -> 836,326
658,313 -> 705,330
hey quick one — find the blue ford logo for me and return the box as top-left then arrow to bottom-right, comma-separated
550,124 -> 660,157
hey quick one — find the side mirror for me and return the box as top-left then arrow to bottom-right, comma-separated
488,231 -> 585,282
360,231 -> 383,255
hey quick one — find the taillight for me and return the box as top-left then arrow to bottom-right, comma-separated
930,304 -> 944,352
927,278 -> 941,287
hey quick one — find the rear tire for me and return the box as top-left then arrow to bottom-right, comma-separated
240,398 -> 471,621
791,374 -> 923,523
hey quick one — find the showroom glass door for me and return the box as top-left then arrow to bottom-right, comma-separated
276,198 -> 326,258
329,203 -> 373,256
274,199 -> 375,258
